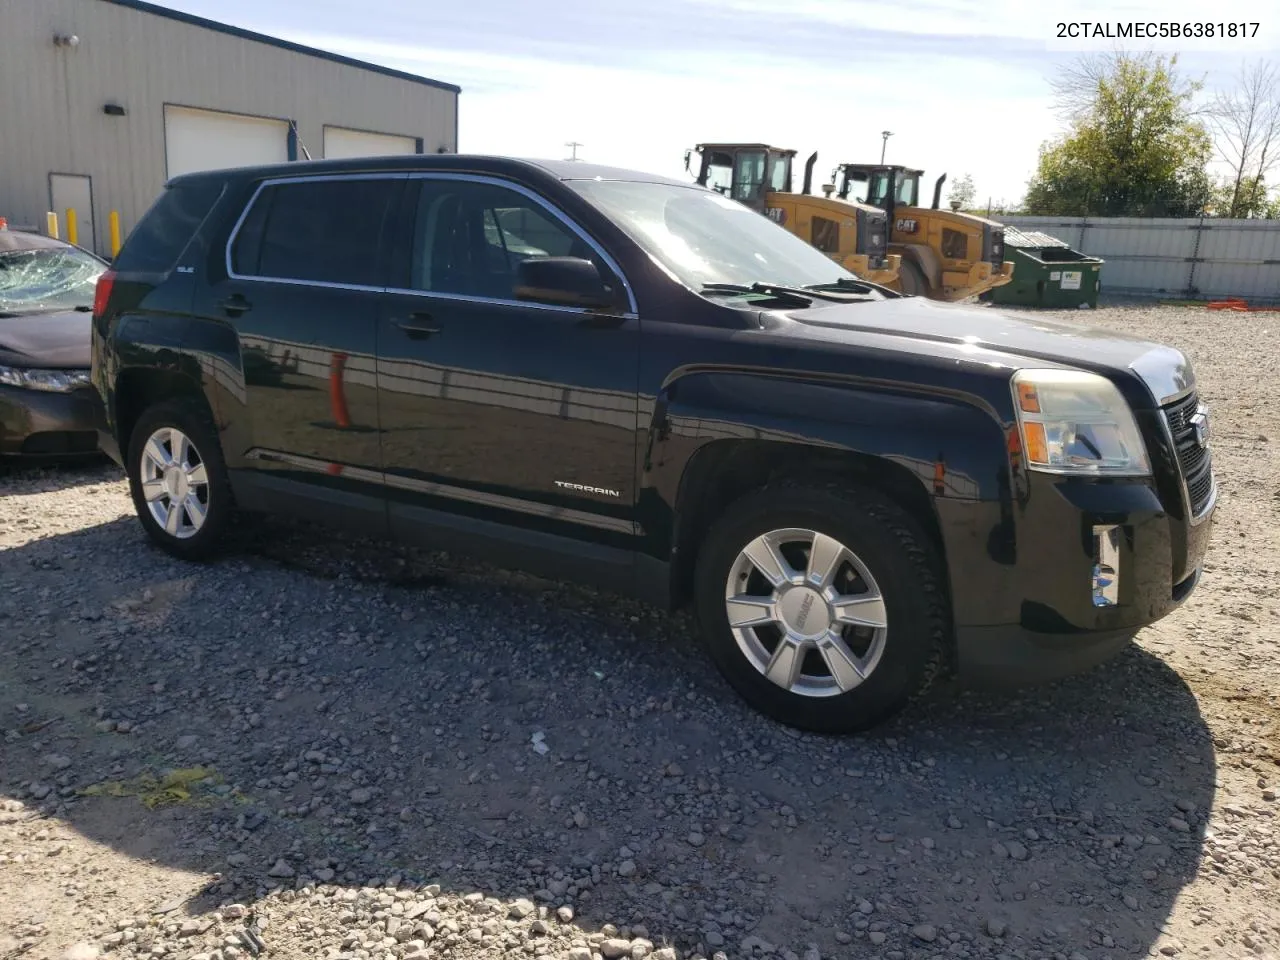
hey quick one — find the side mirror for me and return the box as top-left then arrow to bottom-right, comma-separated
514,257 -> 616,310
684,149 -> 693,173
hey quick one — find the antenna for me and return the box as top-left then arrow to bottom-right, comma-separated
565,141 -> 583,161
290,120 -> 312,161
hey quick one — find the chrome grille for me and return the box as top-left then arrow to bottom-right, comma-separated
1163,392 -> 1213,516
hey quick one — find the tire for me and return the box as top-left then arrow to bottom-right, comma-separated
898,259 -> 928,297
693,482 -> 948,734
125,399 -> 233,561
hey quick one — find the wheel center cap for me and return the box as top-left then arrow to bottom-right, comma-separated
778,586 -> 831,639
163,466 -> 187,501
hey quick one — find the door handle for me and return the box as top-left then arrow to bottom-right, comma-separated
393,313 -> 441,339
220,295 -> 251,316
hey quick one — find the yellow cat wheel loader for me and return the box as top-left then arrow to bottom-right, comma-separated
832,163 -> 1014,300
685,143 -> 902,286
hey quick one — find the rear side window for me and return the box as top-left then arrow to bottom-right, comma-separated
114,177 -> 225,273
229,178 -> 398,288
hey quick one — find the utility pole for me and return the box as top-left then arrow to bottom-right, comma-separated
880,131 -> 893,164
565,141 -> 583,161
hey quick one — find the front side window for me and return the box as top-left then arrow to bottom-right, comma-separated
733,151 -> 766,203
897,175 -> 920,207
407,179 -> 600,300
843,172 -> 871,204
769,155 -> 790,192
229,177 -> 399,287
568,178 -> 857,291
702,151 -> 734,197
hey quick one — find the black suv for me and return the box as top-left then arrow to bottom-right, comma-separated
91,156 -> 1217,734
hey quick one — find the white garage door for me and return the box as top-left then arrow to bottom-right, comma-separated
164,105 -> 290,179
323,126 -> 418,159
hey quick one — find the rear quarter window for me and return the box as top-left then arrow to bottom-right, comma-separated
114,178 -> 226,273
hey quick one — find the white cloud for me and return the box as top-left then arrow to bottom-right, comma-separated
286,30 -> 1060,205
238,0 -> 1277,210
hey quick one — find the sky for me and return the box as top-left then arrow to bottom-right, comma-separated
158,0 -> 1279,208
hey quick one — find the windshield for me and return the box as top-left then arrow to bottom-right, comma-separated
567,178 -> 856,291
0,247 -> 105,315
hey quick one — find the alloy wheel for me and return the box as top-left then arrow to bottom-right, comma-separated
139,426 -> 210,540
724,527 -> 888,697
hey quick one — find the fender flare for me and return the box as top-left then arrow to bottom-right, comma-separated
640,367 -> 1012,604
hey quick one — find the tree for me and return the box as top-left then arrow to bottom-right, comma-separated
1206,60 -> 1280,218
1024,51 -> 1214,217
1210,174 -> 1274,218
946,174 -> 976,209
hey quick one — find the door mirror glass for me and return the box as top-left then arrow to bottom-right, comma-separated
514,256 -> 615,309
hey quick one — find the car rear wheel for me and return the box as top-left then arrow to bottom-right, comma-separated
126,400 -> 232,560
693,482 -> 947,734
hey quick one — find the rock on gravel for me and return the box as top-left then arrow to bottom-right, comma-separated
911,924 -> 937,943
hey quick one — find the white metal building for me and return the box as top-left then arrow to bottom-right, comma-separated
0,0 -> 460,257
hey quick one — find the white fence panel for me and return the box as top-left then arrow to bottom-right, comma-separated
1000,216 -> 1280,302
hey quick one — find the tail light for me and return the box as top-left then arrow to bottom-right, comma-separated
93,270 -> 116,319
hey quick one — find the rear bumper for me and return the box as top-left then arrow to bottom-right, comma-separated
940,473 -> 1216,685
0,384 -> 104,458
844,252 -> 902,286
937,260 -> 1016,300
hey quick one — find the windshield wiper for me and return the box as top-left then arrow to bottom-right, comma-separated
702,281 -> 886,308
701,282 -> 813,307
804,277 -> 901,298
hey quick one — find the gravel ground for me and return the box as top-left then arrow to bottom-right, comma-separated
1,303 -> 1278,960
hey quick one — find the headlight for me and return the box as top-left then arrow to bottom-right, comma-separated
1011,368 -> 1150,476
0,365 -> 92,393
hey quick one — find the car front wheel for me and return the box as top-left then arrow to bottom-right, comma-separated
126,400 -> 232,561
693,482 -> 948,734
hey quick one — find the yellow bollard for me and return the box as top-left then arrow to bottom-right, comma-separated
46,212 -> 59,239
66,208 -> 78,246
109,210 -> 121,258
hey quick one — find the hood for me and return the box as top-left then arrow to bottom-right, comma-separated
788,296 -> 1193,406
0,310 -> 92,369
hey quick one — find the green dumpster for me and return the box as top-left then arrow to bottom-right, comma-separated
985,227 -> 1104,309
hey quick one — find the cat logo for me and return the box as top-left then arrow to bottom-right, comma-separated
895,218 -> 918,233
766,207 -> 787,225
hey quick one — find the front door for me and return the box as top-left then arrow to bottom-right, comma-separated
375,174 -> 641,567
196,173 -> 405,532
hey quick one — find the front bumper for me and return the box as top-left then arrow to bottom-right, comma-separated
0,383 -> 105,458
941,472 -> 1217,685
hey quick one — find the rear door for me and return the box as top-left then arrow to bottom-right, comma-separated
193,173 -> 406,531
